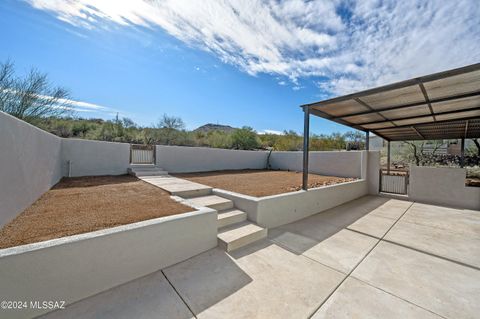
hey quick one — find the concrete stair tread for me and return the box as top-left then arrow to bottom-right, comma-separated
129,166 -> 164,171
130,164 -> 158,168
185,195 -> 233,210
134,171 -> 168,176
217,209 -> 247,228
129,166 -> 168,177
162,183 -> 212,198
218,221 -> 267,251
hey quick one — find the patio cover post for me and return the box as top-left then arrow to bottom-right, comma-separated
365,131 -> 370,150
302,106 -> 310,190
460,138 -> 465,168
387,141 -> 391,174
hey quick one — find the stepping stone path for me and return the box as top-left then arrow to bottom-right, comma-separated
130,168 -> 267,252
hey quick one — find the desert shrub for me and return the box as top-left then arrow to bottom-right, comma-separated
231,126 -> 260,150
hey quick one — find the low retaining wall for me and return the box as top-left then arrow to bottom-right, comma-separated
0,208 -> 217,319
409,166 -> 480,210
156,145 -> 268,173
214,179 -> 369,228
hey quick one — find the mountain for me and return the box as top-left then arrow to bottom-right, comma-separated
194,123 -> 237,133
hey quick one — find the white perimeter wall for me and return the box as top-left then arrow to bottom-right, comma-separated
61,139 -> 130,177
0,208 -> 217,319
409,166 -> 480,210
156,145 -> 268,173
0,112 -> 63,227
0,112 -> 378,226
270,151 -> 363,178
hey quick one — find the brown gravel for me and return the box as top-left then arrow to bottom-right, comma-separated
173,169 -> 357,197
0,175 -> 192,249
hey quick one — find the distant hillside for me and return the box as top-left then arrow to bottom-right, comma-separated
194,123 -> 237,133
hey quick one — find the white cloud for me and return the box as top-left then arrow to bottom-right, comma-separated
258,129 -> 285,135
55,97 -> 127,117
27,0 -> 480,96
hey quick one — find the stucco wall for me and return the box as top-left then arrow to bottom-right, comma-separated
366,151 -> 380,194
409,166 -> 480,210
214,179 -> 369,228
270,151 -> 363,178
0,112 -> 63,227
0,208 -> 217,319
61,139 -> 130,177
156,145 -> 268,173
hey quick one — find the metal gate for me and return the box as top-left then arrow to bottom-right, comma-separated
130,144 -> 156,164
379,170 -> 409,195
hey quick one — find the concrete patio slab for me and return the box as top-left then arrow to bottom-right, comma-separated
32,196 -> 480,319
347,214 -> 397,238
269,222 -> 377,273
301,229 -> 377,273
385,220 -> 480,268
368,199 -> 413,220
352,241 -> 480,319
39,270 -> 194,319
312,277 -> 441,319
163,242 -> 345,319
400,203 -> 480,236
314,196 -> 404,229
269,213 -> 341,245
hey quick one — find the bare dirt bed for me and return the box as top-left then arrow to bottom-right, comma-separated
173,169 -> 357,197
0,175 -> 192,249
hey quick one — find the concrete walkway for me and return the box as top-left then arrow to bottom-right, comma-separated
41,196 -> 480,319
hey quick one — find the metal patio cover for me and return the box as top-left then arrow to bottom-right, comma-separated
302,63 -> 480,141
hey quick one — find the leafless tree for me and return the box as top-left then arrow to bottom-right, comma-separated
403,141 -> 424,166
403,140 -> 444,166
157,113 -> 185,130
156,114 -> 185,145
0,60 -> 71,123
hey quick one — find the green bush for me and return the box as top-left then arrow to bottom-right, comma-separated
231,126 -> 260,150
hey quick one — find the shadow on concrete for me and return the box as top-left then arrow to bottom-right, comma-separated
228,238 -> 275,260
268,195 -> 392,255
163,247 -> 253,315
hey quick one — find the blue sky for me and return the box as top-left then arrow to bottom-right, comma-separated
0,0 -> 478,134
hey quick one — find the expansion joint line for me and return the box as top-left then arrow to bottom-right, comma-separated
161,270 -> 198,319
307,201 -> 415,319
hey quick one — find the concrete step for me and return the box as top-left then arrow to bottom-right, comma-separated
131,170 -> 168,177
129,164 -> 156,168
185,195 -> 234,211
218,221 -> 267,252
163,184 -> 212,198
217,209 -> 247,229
128,167 -> 168,177
131,168 -> 166,172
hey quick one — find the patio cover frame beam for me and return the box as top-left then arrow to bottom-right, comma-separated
299,63 -> 480,190
302,106 -> 310,190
